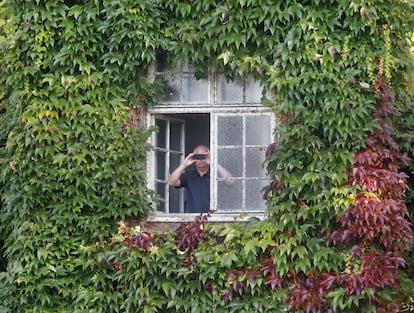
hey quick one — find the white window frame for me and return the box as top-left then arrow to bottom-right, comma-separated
146,65 -> 274,222
150,115 -> 186,213
211,111 -> 273,213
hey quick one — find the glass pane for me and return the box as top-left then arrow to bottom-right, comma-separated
156,150 -> 166,180
182,75 -> 208,103
245,179 -> 268,209
182,63 -> 195,72
156,182 -> 166,212
169,186 -> 182,213
218,147 -> 243,177
170,152 -> 182,173
160,75 -> 180,102
217,116 -> 243,146
246,115 -> 271,145
246,147 -> 266,177
156,52 -> 170,72
170,121 -> 182,151
245,77 -> 262,103
155,119 -> 167,149
217,74 -> 243,104
217,180 -> 242,211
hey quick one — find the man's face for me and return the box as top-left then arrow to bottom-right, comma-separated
193,147 -> 209,168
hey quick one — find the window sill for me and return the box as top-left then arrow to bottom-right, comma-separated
146,212 -> 266,223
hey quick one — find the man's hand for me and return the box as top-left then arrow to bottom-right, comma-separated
167,152 -> 197,187
183,153 -> 196,167
168,148 -> 210,187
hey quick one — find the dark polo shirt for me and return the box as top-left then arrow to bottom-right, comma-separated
179,168 -> 210,213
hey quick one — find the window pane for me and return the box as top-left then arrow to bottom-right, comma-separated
156,119 -> 167,149
170,121 -> 182,151
169,186 -> 182,213
218,147 -> 243,177
218,116 -> 243,145
156,150 -> 166,180
217,180 -> 242,211
170,152 -> 182,173
161,75 -> 180,102
245,77 -> 262,103
155,51 -> 170,72
156,182 -> 166,212
217,74 -> 243,104
246,147 -> 266,177
246,115 -> 271,145
245,179 -> 268,209
182,75 -> 208,103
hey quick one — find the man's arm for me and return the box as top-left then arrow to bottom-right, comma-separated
167,153 -> 195,187
167,163 -> 187,187
217,164 -> 234,185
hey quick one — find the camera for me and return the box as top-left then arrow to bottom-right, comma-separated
193,153 -> 206,160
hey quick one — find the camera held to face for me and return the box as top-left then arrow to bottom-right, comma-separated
193,153 -> 206,160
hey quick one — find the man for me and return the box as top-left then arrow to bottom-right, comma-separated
167,145 -> 211,213
167,145 -> 232,213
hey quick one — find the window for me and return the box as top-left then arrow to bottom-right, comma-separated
213,113 -> 271,212
147,62 -> 274,221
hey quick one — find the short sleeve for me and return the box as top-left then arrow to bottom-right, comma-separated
178,171 -> 189,188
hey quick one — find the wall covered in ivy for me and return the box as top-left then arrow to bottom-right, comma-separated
0,0 -> 413,312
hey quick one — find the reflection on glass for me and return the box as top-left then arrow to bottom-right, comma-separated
182,63 -> 195,72
156,56 -> 170,72
156,119 -> 166,149
170,153 -> 182,173
245,179 -> 268,209
183,75 -> 208,103
246,147 -> 266,177
169,186 -> 181,213
218,147 -> 243,177
156,150 -> 166,180
246,115 -> 271,145
245,77 -> 262,103
217,74 -> 243,103
217,180 -> 242,211
170,121 -> 182,151
161,75 -> 180,102
218,116 -> 243,145
156,182 -> 166,212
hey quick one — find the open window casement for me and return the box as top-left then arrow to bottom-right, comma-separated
151,115 -> 186,213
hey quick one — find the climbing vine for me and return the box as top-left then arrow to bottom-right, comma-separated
0,0 -> 413,312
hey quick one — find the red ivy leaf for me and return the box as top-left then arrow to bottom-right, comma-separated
264,274 -> 282,290
246,269 -> 261,283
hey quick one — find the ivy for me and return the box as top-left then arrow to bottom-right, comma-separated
0,0 -> 413,312
0,1 -> 159,312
